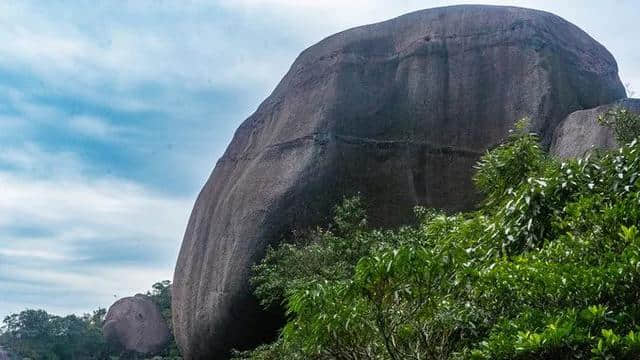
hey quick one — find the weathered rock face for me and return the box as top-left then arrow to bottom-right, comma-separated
173,5 -> 625,359
551,98 -> 640,158
103,295 -> 170,355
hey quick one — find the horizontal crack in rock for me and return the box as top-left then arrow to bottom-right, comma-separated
219,133 -> 483,163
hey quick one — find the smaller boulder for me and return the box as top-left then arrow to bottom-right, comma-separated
103,294 -> 170,355
0,346 -> 10,360
551,98 -> 640,158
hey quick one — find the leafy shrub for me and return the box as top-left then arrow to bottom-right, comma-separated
239,117 -> 640,359
598,106 -> 640,143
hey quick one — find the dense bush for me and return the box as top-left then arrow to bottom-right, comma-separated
598,106 -> 640,144
238,118 -> 640,359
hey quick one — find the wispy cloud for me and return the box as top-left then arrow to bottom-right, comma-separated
1,263 -> 173,317
67,115 -> 126,139
0,1 -> 293,108
0,143 -> 191,319
0,173 -> 189,236
0,248 -> 74,262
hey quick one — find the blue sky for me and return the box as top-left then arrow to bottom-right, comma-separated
0,0 -> 638,321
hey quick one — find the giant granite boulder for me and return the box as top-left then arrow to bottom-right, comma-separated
103,295 -> 170,355
551,98 -> 640,158
173,5 -> 625,358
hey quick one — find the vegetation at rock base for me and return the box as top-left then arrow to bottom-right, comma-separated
0,281 -> 181,360
598,106 -> 640,144
146,280 -> 182,359
238,114 -> 640,359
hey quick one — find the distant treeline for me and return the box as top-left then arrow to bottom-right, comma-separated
0,281 -> 181,360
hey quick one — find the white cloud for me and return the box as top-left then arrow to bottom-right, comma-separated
0,248 -> 75,262
0,1 -> 294,117
0,116 -> 27,134
0,144 -> 95,182
6,264 -> 172,298
0,85 -> 64,120
0,144 -> 191,319
0,168 -> 190,243
67,115 -> 122,138
0,263 -> 173,317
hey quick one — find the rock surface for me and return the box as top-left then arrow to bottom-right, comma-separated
0,346 -> 9,360
173,5 -> 625,359
103,295 -> 170,355
551,98 -> 640,158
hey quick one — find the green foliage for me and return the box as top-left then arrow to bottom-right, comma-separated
0,281 -> 181,360
474,118 -> 549,208
241,115 -> 640,359
598,106 -> 640,143
251,195 -> 372,310
146,280 -> 181,359
148,280 -> 172,322
0,309 -> 109,360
